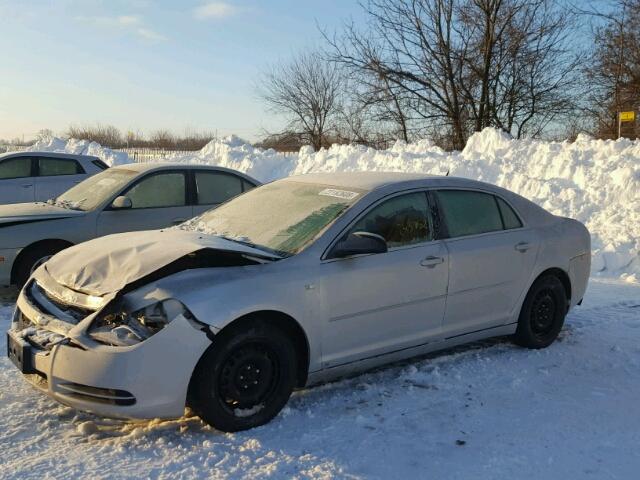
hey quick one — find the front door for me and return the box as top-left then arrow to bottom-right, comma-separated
0,156 -> 36,204
97,171 -> 193,236
319,191 -> 449,368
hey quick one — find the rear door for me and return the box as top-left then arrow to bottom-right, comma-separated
97,170 -> 193,236
435,189 -> 539,337
192,170 -> 255,216
0,156 -> 36,204
34,157 -> 87,201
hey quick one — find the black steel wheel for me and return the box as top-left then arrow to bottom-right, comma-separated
217,343 -> 280,413
513,274 -> 567,349
14,243 -> 67,288
189,320 -> 297,432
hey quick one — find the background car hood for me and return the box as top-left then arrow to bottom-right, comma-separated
43,229 -> 281,296
0,202 -> 84,226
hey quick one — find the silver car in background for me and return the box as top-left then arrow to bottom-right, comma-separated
0,151 -> 108,204
0,163 -> 258,286
8,172 -> 590,432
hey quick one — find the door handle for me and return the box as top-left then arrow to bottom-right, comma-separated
515,242 -> 531,252
21,183 -> 33,188
172,218 -> 187,225
420,256 -> 444,268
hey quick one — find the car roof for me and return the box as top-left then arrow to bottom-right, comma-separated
284,171 -> 556,228
282,171 -> 496,191
0,151 -> 100,161
110,162 -> 261,183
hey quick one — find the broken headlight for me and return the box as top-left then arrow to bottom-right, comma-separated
89,299 -> 188,346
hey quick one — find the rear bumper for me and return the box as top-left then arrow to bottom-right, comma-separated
9,312 -> 212,420
569,252 -> 590,309
0,247 -> 20,286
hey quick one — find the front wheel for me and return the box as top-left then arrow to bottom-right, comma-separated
513,274 -> 567,349
189,320 -> 297,432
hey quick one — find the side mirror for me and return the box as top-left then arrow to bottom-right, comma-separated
110,195 -> 132,210
331,231 -> 388,258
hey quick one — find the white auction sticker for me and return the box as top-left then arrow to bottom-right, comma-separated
319,188 -> 360,200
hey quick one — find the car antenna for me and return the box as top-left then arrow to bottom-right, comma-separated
445,169 -> 450,176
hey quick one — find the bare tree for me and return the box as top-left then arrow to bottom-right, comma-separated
327,0 -> 582,150
257,52 -> 343,151
67,124 -> 123,147
580,0 -> 640,139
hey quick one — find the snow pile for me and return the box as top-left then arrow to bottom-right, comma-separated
167,134 -> 296,181
168,130 -> 640,281
29,135 -> 130,167
30,130 -> 639,280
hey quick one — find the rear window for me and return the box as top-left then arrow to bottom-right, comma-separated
436,190 -> 503,237
92,159 -> 109,170
38,157 -> 84,176
195,171 -> 244,205
496,197 -> 523,229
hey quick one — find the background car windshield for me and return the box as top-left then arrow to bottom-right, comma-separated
55,168 -> 138,211
185,180 -> 366,255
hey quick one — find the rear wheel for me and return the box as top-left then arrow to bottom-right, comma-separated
513,274 -> 567,349
189,320 -> 297,432
14,244 -> 67,288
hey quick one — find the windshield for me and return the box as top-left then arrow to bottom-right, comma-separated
52,168 -> 139,211
180,180 -> 367,256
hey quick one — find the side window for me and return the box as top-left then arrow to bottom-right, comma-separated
195,171 -> 243,205
349,192 -> 432,248
38,157 -> 84,176
242,179 -> 256,192
0,157 -> 32,179
92,159 -> 109,170
124,173 -> 186,209
496,197 -> 522,229
436,190 -> 503,237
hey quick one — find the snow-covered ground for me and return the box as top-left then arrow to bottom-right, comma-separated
30,129 -> 640,282
1,278 -> 639,480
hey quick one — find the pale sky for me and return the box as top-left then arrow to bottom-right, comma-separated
0,0 -> 363,142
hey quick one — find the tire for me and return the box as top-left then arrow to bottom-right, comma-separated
14,244 -> 66,288
189,320 -> 297,432
513,274 -> 568,349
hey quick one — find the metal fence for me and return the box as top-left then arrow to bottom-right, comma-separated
0,144 -> 30,154
115,148 -> 198,163
0,145 -> 198,162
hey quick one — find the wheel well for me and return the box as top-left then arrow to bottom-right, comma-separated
11,239 -> 74,284
536,267 -> 572,303
214,311 -> 310,388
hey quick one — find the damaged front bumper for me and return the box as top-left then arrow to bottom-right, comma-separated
8,276 -> 213,420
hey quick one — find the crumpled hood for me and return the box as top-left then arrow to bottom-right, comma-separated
44,229 -> 281,296
0,202 -> 84,225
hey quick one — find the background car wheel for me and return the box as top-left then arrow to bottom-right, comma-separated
189,320 -> 297,432
15,244 -> 67,288
513,274 -> 567,349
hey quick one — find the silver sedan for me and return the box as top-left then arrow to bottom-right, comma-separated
0,162 -> 258,287
8,172 -> 590,432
